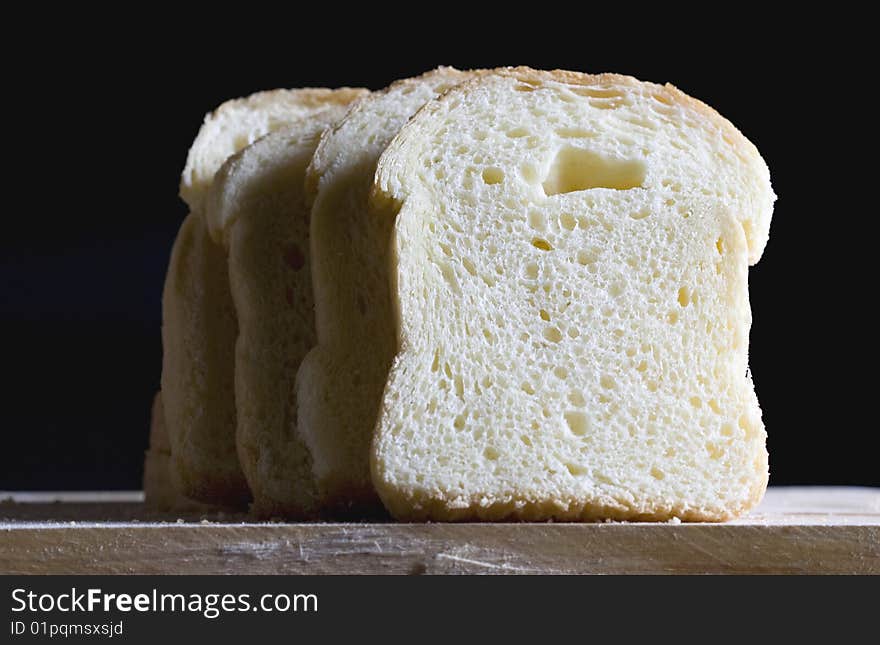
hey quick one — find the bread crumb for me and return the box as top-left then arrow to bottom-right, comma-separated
667,516 -> 682,524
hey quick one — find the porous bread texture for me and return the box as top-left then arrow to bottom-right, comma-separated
207,95 -> 362,518
181,88 -> 366,215
297,68 -> 478,511
162,88 -> 366,507
372,69 -> 774,521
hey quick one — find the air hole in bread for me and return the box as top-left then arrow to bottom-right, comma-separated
568,390 -> 586,407
539,309 -> 550,321
564,411 -> 589,436
481,167 -> 504,185
705,442 -> 724,460
625,116 -> 655,130
566,462 -> 589,477
484,447 -> 500,460
556,127 -> 597,139
542,147 -> 645,196
461,257 -> 477,276
543,327 -> 563,343
521,164 -> 540,184
576,250 -> 597,265
507,127 -> 530,138
532,238 -> 553,251
650,467 -> 665,480
559,212 -> 577,231
454,375 -> 464,398
573,86 -> 625,100
528,211 -> 545,231
589,99 -> 626,110
678,287 -> 691,307
438,261 -> 458,291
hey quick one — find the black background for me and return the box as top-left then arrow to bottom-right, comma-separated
1,13 -> 875,490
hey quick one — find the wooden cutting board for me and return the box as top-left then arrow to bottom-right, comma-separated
1,487 -> 877,574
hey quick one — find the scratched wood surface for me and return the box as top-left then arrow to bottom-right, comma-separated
1,487 -> 877,574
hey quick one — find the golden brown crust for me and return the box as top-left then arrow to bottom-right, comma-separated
377,483 -> 767,523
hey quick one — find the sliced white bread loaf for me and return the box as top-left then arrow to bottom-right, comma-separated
297,69 -> 477,511
162,89 -> 366,506
371,69 -> 774,521
207,93 -> 365,518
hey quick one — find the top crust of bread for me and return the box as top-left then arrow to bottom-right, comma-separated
181,88 -> 367,218
377,68 -> 774,265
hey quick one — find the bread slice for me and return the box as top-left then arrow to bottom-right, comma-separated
207,95 -> 365,518
297,69 -> 478,511
143,391 -> 177,510
143,391 -> 214,512
162,89 -> 366,506
161,211 -> 244,503
182,89 -> 364,216
371,69 -> 775,521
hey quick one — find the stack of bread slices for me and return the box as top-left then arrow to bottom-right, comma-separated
145,67 -> 775,522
